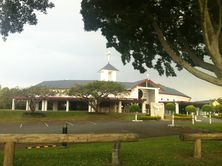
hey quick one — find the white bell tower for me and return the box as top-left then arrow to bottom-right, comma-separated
99,51 -> 119,82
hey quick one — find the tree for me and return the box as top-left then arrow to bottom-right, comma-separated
217,98 -> 222,104
129,104 -> 140,113
202,103 -> 214,124
214,104 -> 222,112
68,81 -> 125,112
165,103 -> 176,113
201,104 -> 214,112
81,0 -> 222,86
185,105 -> 197,114
21,86 -> 55,112
0,0 -> 54,40
165,102 -> 176,126
0,87 -> 22,109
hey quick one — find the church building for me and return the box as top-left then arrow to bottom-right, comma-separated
12,53 -> 191,118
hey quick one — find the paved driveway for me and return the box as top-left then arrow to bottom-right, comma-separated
0,120 -> 200,138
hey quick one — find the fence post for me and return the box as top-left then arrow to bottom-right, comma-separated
112,142 -> 121,166
4,142 -> 15,166
194,138 -> 201,159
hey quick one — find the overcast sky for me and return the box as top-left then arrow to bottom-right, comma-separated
0,0 -> 221,101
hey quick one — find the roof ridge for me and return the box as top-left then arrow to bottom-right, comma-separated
99,63 -> 119,71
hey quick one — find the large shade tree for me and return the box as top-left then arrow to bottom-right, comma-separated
68,81 -> 125,112
81,0 -> 222,86
21,86 -> 56,112
0,0 -> 54,40
0,87 -> 22,109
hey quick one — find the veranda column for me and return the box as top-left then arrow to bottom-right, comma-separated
11,99 -> 15,110
25,100 -> 30,111
44,100 -> 48,111
41,100 -> 45,111
142,101 -> 146,114
66,100 -> 70,112
88,104 -> 92,112
118,101 -> 122,113
53,101 -> 58,111
175,103 -> 179,114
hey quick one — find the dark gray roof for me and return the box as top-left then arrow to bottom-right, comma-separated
37,80 -> 96,89
36,79 -> 190,98
99,63 -> 119,71
159,85 -> 190,98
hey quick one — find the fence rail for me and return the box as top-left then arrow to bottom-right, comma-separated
180,133 -> 222,158
0,133 -> 139,166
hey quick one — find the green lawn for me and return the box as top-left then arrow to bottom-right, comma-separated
0,109 -> 136,123
1,136 -> 222,166
179,123 -> 222,132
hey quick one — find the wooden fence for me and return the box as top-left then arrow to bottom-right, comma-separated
180,133 -> 222,158
0,133 -> 139,166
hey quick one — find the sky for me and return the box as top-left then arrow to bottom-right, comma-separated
0,0 -> 221,101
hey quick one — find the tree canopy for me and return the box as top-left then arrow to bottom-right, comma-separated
201,104 -> 214,112
0,0 -> 54,40
0,86 -> 22,109
21,86 -> 55,112
214,104 -> 222,112
185,105 -> 197,113
81,0 -> 222,86
68,81 -> 125,112
128,104 -> 140,113
165,102 -> 175,112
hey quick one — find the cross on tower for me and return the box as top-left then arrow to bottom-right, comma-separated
106,50 -> 112,63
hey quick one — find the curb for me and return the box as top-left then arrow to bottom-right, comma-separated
27,144 -> 57,149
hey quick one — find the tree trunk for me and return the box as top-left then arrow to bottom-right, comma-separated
29,100 -> 36,112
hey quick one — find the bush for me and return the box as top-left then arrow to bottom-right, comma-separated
23,112 -> 46,117
138,115 -> 161,120
128,104 -> 140,113
174,114 -> 192,120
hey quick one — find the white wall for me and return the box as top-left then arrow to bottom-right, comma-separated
100,70 -> 117,82
130,87 -> 138,98
159,94 -> 191,102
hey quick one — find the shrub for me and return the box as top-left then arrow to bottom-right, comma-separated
23,112 -> 46,117
138,115 -> 161,120
129,104 -> 140,113
174,114 -> 192,120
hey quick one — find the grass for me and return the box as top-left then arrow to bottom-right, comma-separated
0,110 -> 164,123
1,136 -> 222,166
0,109 -> 135,123
179,123 -> 222,132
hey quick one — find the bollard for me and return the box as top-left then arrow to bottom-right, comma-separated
209,112 -> 212,124
172,112 -> 175,127
192,112 -> 195,125
62,123 -> 68,147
